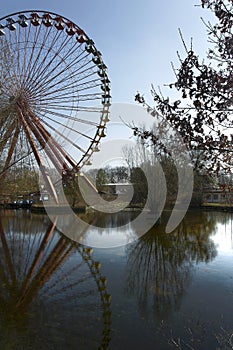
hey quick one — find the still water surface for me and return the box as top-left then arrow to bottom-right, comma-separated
0,209 -> 232,349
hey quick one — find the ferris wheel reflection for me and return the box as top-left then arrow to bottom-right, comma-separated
0,210 -> 111,350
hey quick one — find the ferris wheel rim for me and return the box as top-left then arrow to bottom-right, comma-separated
0,10 -> 90,26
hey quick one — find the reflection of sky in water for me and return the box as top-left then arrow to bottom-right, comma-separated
93,210 -> 233,349
78,210 -> 233,252
81,221 -> 137,247
79,212 -> 140,247
212,221 -> 233,255
0,209 -> 232,349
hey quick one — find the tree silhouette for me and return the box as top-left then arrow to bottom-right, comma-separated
134,0 -> 233,175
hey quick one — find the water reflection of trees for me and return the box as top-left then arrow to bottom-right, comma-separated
125,210 -> 218,319
79,210 -> 138,229
0,210 -> 111,350
205,210 -> 233,232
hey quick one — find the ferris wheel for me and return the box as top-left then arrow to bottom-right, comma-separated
0,10 -> 111,202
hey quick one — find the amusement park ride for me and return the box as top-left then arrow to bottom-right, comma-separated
0,10 -> 111,204
0,11 -> 112,348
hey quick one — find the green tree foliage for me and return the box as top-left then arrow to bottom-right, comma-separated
0,165 -> 39,198
95,168 -> 108,192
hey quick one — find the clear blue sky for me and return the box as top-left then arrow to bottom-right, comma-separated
0,0 -> 214,104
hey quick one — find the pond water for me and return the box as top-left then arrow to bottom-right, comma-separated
0,209 -> 232,349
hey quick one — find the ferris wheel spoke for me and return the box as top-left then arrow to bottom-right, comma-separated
17,23 -> 29,82
30,69 -> 97,106
26,37 -> 85,95
44,281 -> 94,300
37,93 -> 101,108
0,148 -> 35,177
28,112 -> 78,170
46,282 -> 97,300
20,231 -> 45,286
21,23 -> 43,87
1,39 -> 16,86
35,75 -> 101,102
12,24 -> 22,82
34,237 -> 70,279
44,80 -> 102,101
24,26 -> 53,82
36,103 -> 88,112
20,19 -> 33,87
23,114 -> 70,172
17,107 -> 59,203
18,239 -> 72,307
39,108 -> 100,126
29,50 -> 92,98
0,40 -> 19,91
0,221 -> 17,285
39,113 -> 98,143
39,117 -> 90,151
0,116 -> 13,135
23,28 -> 72,92
13,23 -> 31,89
24,229 -> 60,278
33,42 -> 84,89
45,257 -> 91,293
78,93 -> 103,101
8,32 -> 22,88
21,220 -> 58,291
38,93 -> 102,110
23,114 -> 86,168
0,121 -> 17,153
32,62 -> 98,100
1,126 -> 20,174
75,77 -> 102,90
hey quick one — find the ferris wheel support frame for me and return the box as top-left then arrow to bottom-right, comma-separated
17,106 -> 59,203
